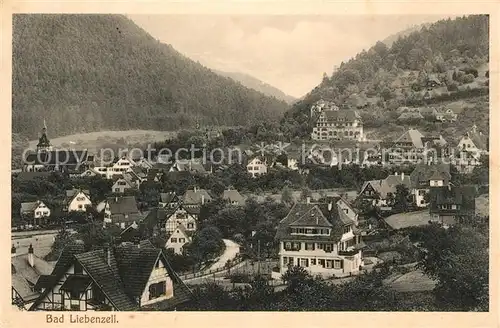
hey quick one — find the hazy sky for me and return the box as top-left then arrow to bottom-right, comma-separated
129,15 -> 452,98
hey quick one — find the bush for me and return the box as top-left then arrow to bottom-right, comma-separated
462,74 -> 475,84
227,273 -> 252,283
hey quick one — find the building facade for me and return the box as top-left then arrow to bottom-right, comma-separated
275,199 -> 364,278
311,108 -> 364,142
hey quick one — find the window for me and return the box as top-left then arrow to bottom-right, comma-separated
179,238 -> 185,243
311,259 -> 316,265
171,238 -> 177,243
300,258 -> 309,267
317,243 -> 324,250
114,188 -> 120,192
305,243 -> 315,251
70,304 -> 80,310
74,262 -> 83,275
334,260 -> 342,269
324,244 -> 333,252
326,260 -> 333,269
319,259 -> 326,267
78,205 -> 83,209
187,223 -> 194,229
149,281 -> 166,300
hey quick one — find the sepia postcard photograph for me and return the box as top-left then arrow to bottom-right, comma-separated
3,1 -> 499,327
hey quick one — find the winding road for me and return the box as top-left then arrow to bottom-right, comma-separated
207,239 -> 240,271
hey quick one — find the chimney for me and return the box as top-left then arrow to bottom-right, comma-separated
201,195 -> 205,205
306,197 -> 311,204
28,244 -> 34,267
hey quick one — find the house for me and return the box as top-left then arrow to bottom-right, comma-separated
358,173 -> 411,209
129,166 -> 148,183
182,187 -> 213,208
102,196 -> 142,229
11,244 -> 54,310
387,128 -> 449,165
275,198 -> 364,278
440,108 -> 458,122
311,107 -> 364,142
409,163 -> 451,207
106,157 -> 135,179
246,157 -> 268,178
425,74 -> 442,90
159,192 -> 180,209
111,172 -> 141,193
165,205 -> 198,234
28,241 -> 192,311
134,157 -> 154,171
222,188 -> 245,206
169,159 -> 209,174
20,201 -> 51,226
64,189 -> 92,212
79,168 -> 100,178
429,185 -> 476,227
165,224 -> 192,255
453,125 -> 488,173
310,99 -> 338,117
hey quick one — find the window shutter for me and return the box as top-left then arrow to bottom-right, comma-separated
340,260 -> 344,269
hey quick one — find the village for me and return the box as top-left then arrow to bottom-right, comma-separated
11,93 -> 489,311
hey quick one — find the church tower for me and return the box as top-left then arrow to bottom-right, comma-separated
36,120 -> 52,152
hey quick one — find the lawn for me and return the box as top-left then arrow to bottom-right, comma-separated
384,210 -> 432,230
28,130 -> 178,154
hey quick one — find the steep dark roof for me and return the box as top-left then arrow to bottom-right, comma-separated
183,189 -> 213,205
275,202 -> 354,242
24,150 -> 88,165
29,242 -> 86,310
75,250 -> 138,311
429,186 -> 476,216
322,109 -> 359,122
410,163 -> 451,188
114,246 -> 161,298
59,274 -> 92,293
66,189 -> 90,198
107,196 -> 139,215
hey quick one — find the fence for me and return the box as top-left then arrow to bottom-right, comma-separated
178,256 -> 246,281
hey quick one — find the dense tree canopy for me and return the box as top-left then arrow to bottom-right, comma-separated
12,14 -> 288,139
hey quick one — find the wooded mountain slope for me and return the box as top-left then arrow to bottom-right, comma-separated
214,70 -> 297,104
12,14 -> 289,139
281,15 -> 489,139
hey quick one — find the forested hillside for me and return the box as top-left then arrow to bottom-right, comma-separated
280,15 -> 489,141
12,14 -> 289,139
214,70 -> 297,104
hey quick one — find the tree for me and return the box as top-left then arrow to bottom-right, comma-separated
393,184 -> 411,212
281,186 -> 294,205
185,225 -> 225,267
418,225 -> 488,311
281,266 -> 312,292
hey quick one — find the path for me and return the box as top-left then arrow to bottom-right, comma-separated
207,239 -> 240,271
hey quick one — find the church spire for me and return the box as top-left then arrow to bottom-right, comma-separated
37,119 -> 52,152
